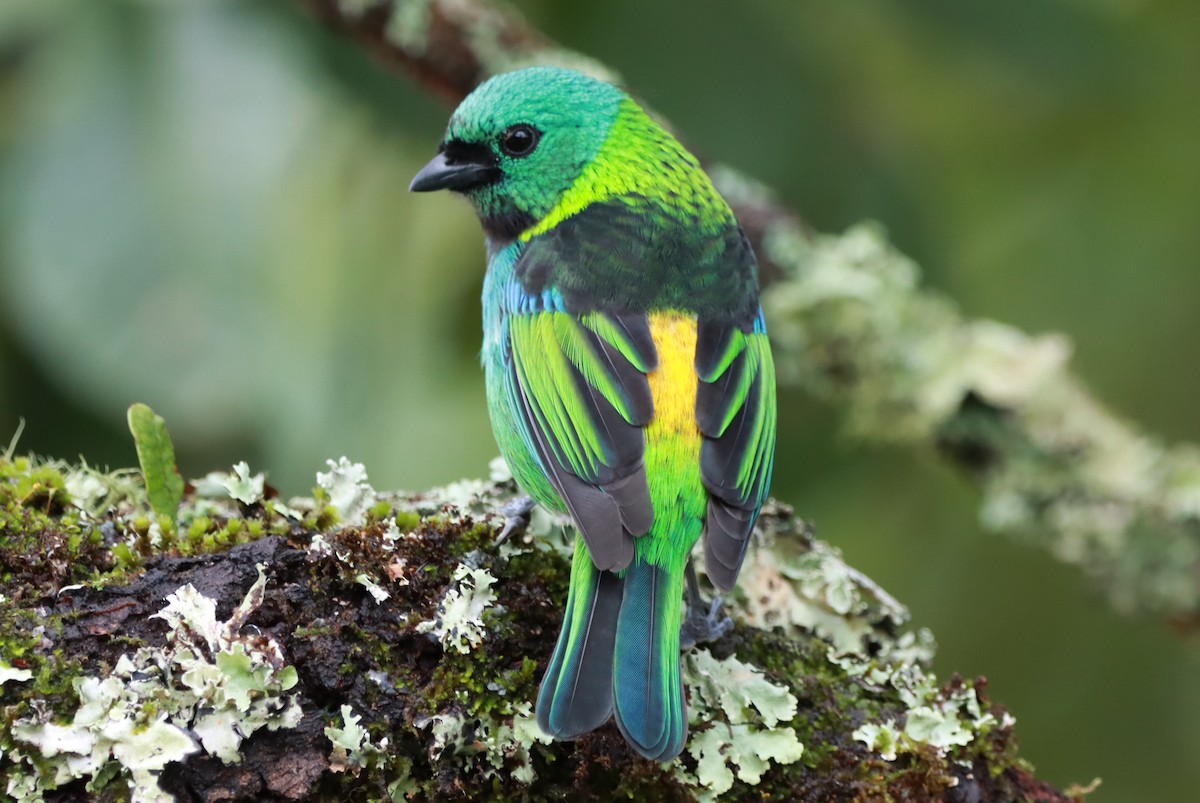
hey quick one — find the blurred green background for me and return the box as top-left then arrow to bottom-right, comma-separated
2,0 -> 1198,798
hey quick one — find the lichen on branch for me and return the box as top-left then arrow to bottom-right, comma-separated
0,452 -> 1073,801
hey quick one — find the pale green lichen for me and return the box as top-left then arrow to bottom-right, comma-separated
0,662 -> 32,686
676,650 -> 804,799
757,219 -> 1200,622
10,457 -> 141,523
326,704 -> 387,773
425,478 -> 494,513
61,464 -> 142,519
727,505 -> 909,655
416,702 -> 551,786
416,562 -> 497,654
824,594 -> 1004,767
4,565 -> 301,801
482,702 -> 553,784
852,680 -> 1009,763
317,457 -> 378,526
762,219 -> 1071,434
699,502 -> 1009,778
686,649 -> 798,729
326,704 -> 416,800
220,461 -> 266,506
356,572 -> 391,603
386,0 -> 433,55
394,459 -> 566,555
185,462 -> 302,534
761,222 -> 948,439
422,711 -> 471,761
368,0 -> 621,88
487,456 -> 511,483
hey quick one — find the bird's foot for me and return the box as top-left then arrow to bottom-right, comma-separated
495,496 -> 536,546
680,595 -> 733,651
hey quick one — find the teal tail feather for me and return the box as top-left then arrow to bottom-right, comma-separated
613,559 -> 687,761
537,539 -> 623,739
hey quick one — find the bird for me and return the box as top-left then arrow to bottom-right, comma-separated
409,66 -> 776,761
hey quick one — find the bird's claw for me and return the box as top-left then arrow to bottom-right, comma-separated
496,496 -> 536,545
680,595 -> 733,650
680,559 -> 733,650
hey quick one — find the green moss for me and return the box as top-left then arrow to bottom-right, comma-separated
392,510 -> 421,532
294,623 -> 336,639
304,500 -> 341,532
0,459 -> 116,595
0,610 -> 82,723
2,463 -> 69,515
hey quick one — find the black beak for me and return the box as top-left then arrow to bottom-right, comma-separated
409,151 -> 500,193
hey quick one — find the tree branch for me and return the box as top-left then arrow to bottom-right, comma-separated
303,0 -> 1200,627
0,456 -> 1074,801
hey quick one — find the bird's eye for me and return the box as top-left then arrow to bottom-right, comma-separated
499,124 -> 541,158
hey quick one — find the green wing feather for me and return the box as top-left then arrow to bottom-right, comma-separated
507,309 -> 656,571
696,313 -> 777,591
514,308 -> 660,744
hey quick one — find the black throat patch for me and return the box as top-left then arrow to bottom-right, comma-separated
482,210 -> 537,244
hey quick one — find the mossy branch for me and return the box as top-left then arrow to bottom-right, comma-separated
0,455 -> 1077,801
302,0 -> 1200,627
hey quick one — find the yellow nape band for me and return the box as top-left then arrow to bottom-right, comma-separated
519,100 -> 728,242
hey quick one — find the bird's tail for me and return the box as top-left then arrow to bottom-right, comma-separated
613,557 -> 687,761
536,537 -> 623,739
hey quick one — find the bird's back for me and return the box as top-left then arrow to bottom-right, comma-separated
414,68 -> 776,760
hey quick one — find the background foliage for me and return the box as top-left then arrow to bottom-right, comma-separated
2,1 -> 1198,799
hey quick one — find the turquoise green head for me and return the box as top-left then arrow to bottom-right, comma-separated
410,67 -> 625,239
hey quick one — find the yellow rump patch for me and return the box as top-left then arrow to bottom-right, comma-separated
639,310 -> 705,563
646,311 -> 700,443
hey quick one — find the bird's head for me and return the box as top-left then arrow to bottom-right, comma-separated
410,67 -> 625,242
